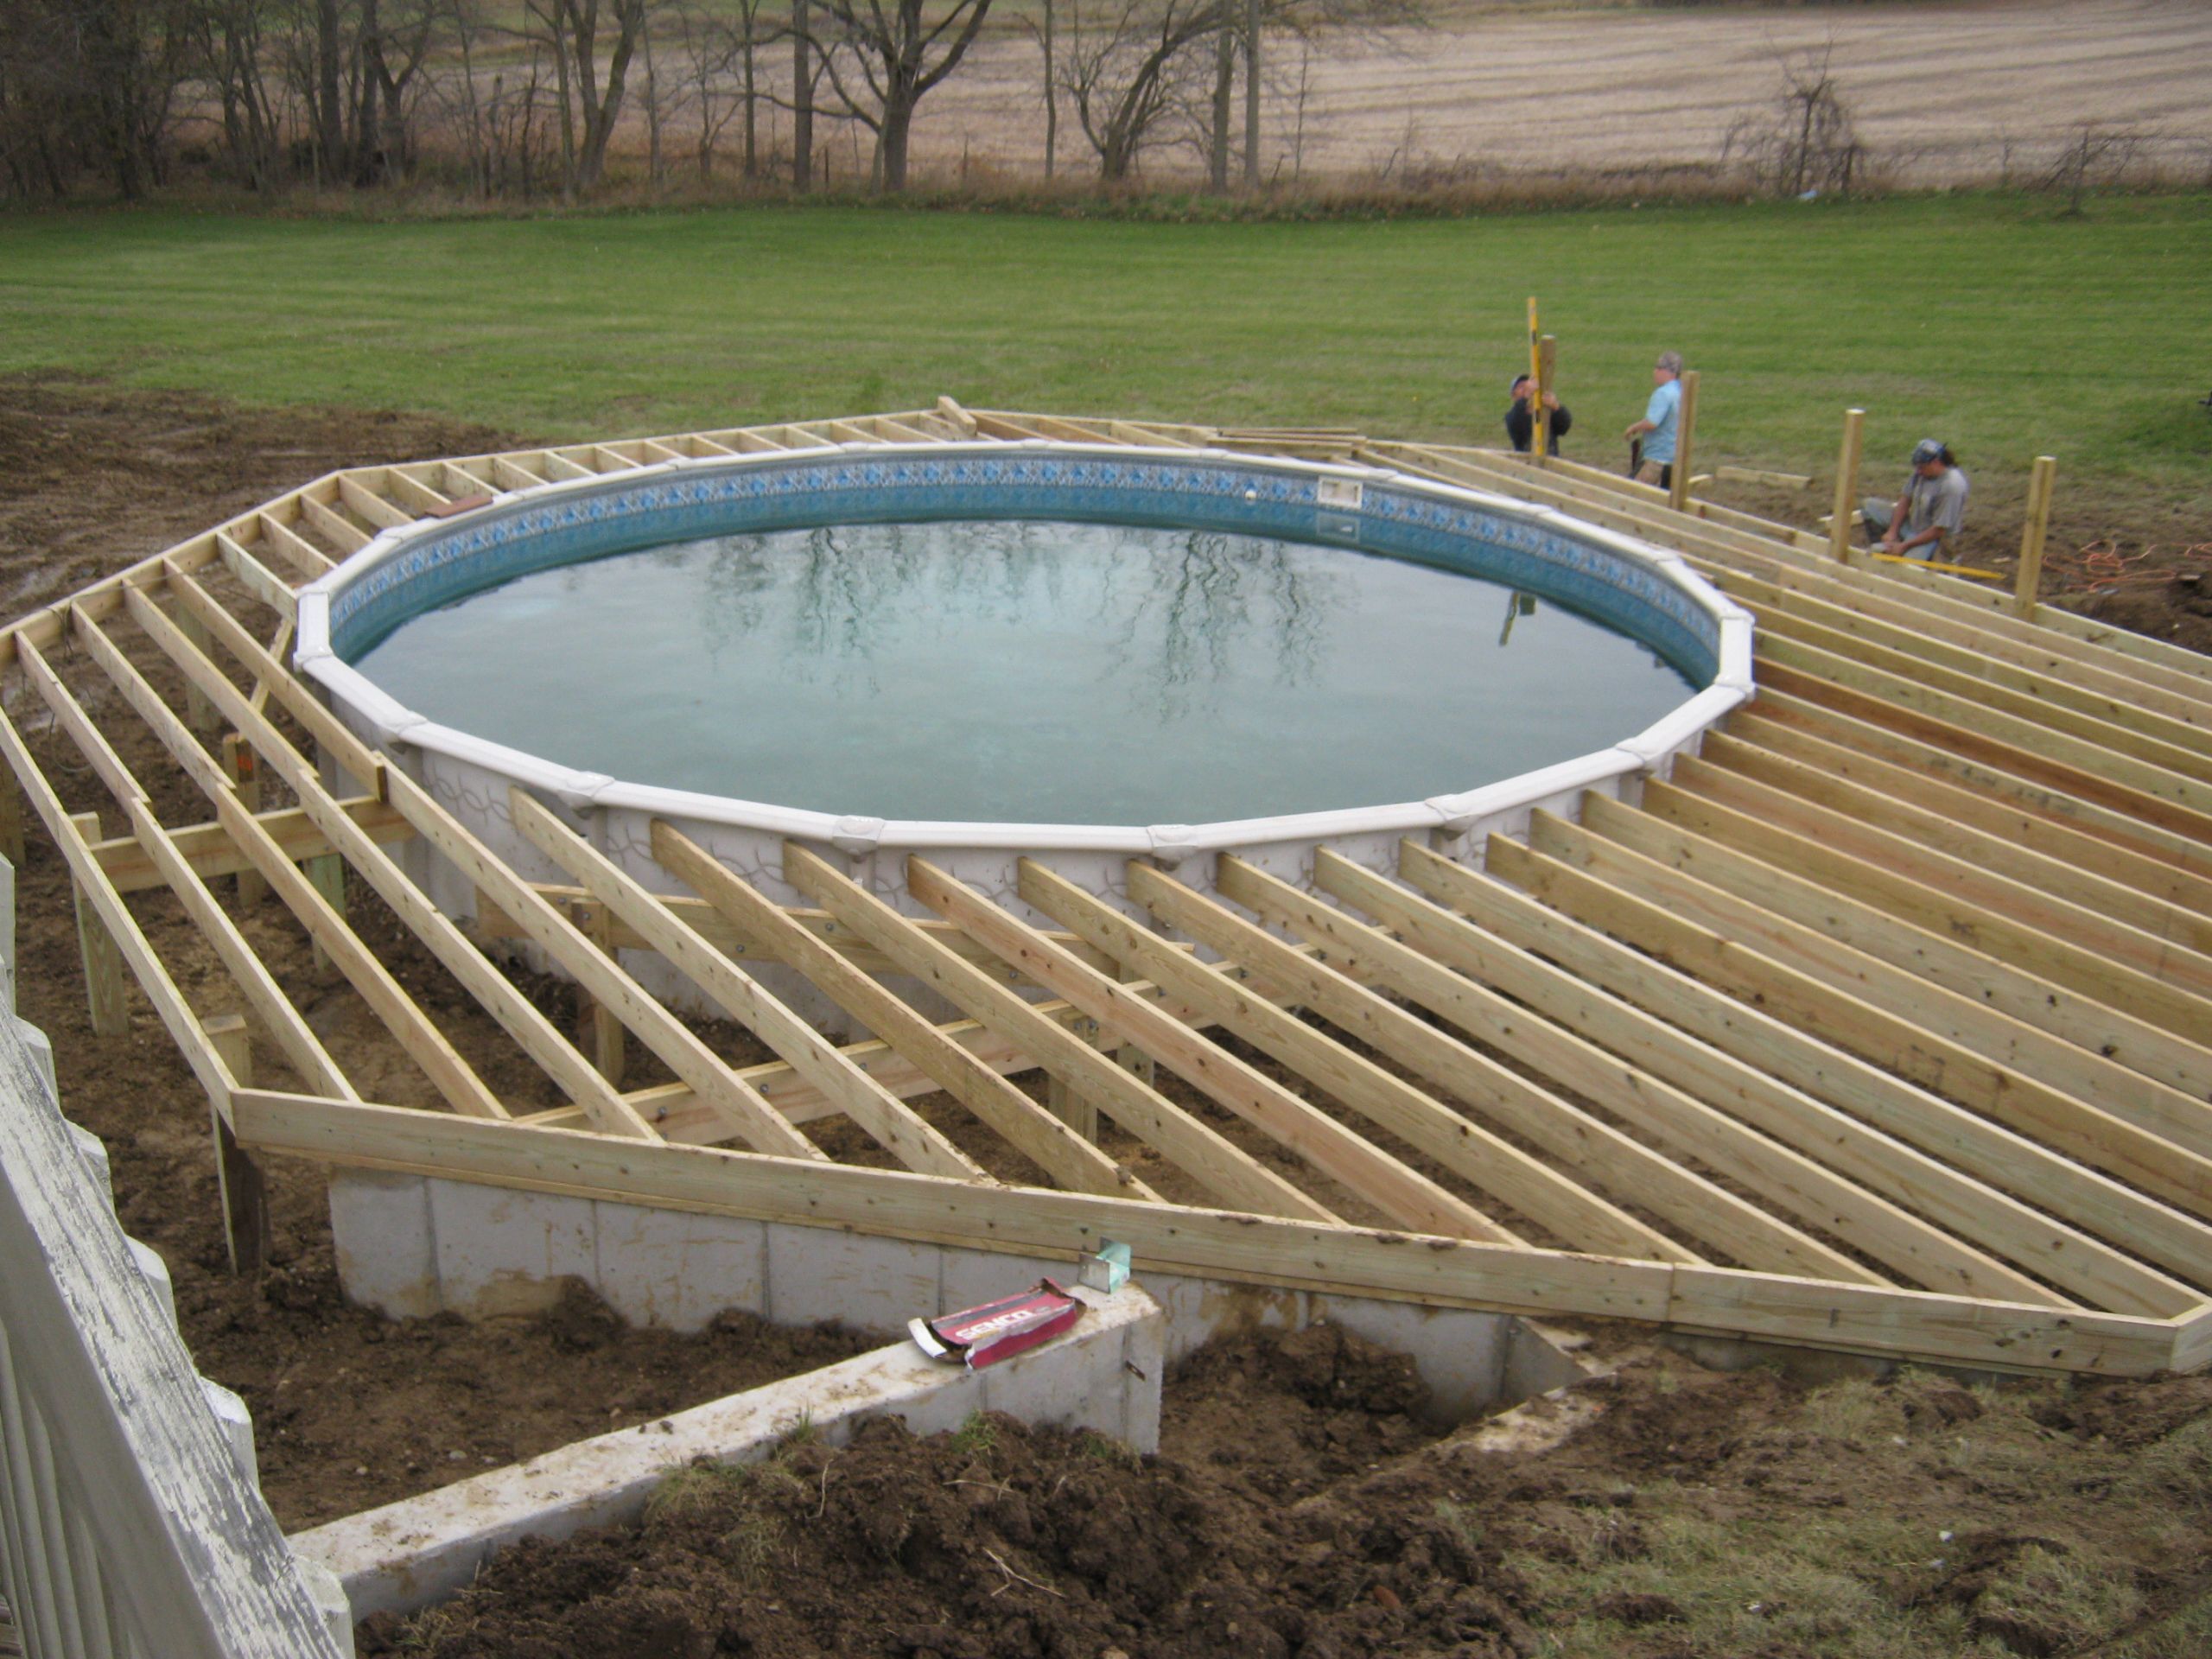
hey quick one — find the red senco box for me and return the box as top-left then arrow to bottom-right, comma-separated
908,1279 -> 1084,1370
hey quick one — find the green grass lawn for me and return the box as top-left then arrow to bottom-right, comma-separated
6,193 -> 2209,512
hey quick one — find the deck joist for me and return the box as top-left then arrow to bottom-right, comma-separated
6,400 -> 2211,1377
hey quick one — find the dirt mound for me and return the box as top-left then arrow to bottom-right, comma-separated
2031,1373 -> 2212,1450
192,1270 -> 876,1531
361,1402 -> 1522,1659
292,1327 -> 2212,1656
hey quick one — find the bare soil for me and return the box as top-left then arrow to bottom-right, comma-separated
359,1329 -> 2212,1659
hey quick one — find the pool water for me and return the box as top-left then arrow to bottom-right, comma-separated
355,518 -> 1694,824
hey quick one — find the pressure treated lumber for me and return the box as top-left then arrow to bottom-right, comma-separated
1750,679 -> 2212,880
134,577 -> 654,1138
783,843 -> 1335,1223
1230,853 -> 2074,1309
911,855 -> 1504,1243
5,407 -> 2209,1381
1123,860 -> 1872,1277
1574,800 -> 2212,1150
81,796 -> 411,898
43,623 -> 361,1104
231,1092 -> 2184,1376
512,792 -> 979,1179
1720,565 -> 2212,752
1758,633 -> 2212,818
652,822 -> 1153,1200
0,708 -> 229,1106
1026,860 -> 1612,1253
1637,766 -> 2212,1049
1713,715 -> 2212,925
1496,821 -> 2212,1224
1395,840 -> 2212,1302
397,788 -> 820,1160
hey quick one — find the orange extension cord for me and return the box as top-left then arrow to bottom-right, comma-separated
2041,538 -> 2212,594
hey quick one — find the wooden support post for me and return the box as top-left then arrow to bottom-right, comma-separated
1045,1039 -> 1099,1143
1535,334 -> 1557,462
2015,454 -> 2058,620
571,901 -> 626,1087
0,766 -> 22,868
1113,965 -> 1156,1092
1829,408 -> 1865,564
1668,370 -> 1700,513
201,1014 -> 270,1280
67,812 -> 128,1037
175,607 -> 220,735
303,853 -> 345,983
221,735 -> 265,905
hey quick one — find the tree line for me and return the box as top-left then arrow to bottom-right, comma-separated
0,0 -> 1417,201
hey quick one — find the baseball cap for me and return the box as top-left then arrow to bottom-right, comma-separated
1910,438 -> 1946,465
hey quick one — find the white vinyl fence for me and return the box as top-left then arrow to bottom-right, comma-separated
0,858 -> 350,1659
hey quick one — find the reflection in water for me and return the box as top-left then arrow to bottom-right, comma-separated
684,521 -> 1338,720
357,518 -> 1693,824
1098,531 -> 1337,721
1498,590 -> 1538,647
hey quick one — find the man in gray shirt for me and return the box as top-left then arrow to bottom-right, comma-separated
1864,439 -> 1969,562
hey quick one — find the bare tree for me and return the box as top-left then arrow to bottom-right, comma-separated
190,0 -> 283,188
791,0 -> 810,184
1060,0 -> 1228,181
1722,43 -> 1864,197
800,0 -> 994,190
1062,0 -> 1414,186
1204,18 -> 1230,189
2043,122 -> 2144,216
524,0 -> 652,194
665,0 -> 745,178
1014,0 -> 1058,177
352,0 -> 439,181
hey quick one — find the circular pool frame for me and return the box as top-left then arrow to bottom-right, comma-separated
296,442 -> 1752,918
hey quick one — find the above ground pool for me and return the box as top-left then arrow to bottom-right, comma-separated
298,442 -> 1751,912
347,516 -> 1698,826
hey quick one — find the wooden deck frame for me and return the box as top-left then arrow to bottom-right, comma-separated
1501,817 -> 2212,1225
0,404 -> 2205,1377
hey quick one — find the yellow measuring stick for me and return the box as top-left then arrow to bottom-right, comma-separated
1870,550 -> 2005,582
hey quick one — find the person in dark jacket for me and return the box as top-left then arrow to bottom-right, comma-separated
1505,375 -> 1572,455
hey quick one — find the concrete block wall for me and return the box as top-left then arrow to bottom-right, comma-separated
330,1170 -> 1588,1427
295,1282 -> 1164,1623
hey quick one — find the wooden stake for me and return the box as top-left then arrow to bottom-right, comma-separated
2015,454 -> 2058,620
1526,298 -> 1544,455
303,853 -> 345,983
1045,1066 -> 1099,1144
175,607 -> 220,736
1536,333 -> 1558,461
202,1014 -> 270,1279
67,812 -> 127,1037
1829,408 -> 1865,564
1668,370 -> 1700,513
221,734 -> 265,905
572,900 -> 626,1087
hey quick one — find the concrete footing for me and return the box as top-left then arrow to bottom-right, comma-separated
328,1170 -> 1589,1425
294,1281 -> 1163,1623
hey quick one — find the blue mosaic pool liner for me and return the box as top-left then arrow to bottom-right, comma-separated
327,451 -> 1722,686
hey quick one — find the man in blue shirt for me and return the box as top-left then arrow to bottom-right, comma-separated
1623,350 -> 1684,486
